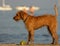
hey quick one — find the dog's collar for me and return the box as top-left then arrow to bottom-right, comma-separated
24,15 -> 29,22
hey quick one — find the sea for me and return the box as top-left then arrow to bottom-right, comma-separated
0,8 -> 60,44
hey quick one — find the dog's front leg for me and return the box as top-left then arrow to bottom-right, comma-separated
30,31 -> 34,44
27,31 -> 31,44
27,31 -> 34,44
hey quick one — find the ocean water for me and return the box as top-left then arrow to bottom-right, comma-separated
0,9 -> 60,44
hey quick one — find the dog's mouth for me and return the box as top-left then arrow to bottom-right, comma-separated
13,17 -> 19,21
15,19 -> 19,21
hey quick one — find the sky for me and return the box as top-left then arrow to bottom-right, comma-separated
0,0 -> 59,9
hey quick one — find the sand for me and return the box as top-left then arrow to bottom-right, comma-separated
0,44 -> 60,46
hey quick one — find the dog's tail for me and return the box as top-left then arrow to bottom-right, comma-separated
54,4 -> 58,17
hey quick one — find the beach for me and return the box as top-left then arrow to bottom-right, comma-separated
0,44 -> 60,46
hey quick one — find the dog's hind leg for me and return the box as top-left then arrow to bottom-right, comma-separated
48,25 -> 58,44
51,27 -> 58,44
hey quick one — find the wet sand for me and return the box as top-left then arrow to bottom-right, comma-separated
0,44 -> 60,46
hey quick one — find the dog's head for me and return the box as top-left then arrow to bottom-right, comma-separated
13,11 -> 25,21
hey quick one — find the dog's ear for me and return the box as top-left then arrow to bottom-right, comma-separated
20,11 -> 26,17
19,11 -> 28,20
20,11 -> 26,15
18,11 -> 24,20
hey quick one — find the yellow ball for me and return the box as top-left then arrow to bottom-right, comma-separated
20,40 -> 26,45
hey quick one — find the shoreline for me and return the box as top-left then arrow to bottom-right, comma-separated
0,44 -> 60,46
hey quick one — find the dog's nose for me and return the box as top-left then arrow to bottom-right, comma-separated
13,17 -> 15,20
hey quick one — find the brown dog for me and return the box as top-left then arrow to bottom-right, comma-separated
13,4 -> 58,44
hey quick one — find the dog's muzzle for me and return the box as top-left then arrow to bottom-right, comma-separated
13,16 -> 19,21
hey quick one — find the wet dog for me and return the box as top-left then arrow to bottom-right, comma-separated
13,4 -> 58,44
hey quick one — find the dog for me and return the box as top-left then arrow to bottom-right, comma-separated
13,4 -> 58,44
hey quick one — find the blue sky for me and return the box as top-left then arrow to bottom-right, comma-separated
0,0 -> 59,8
